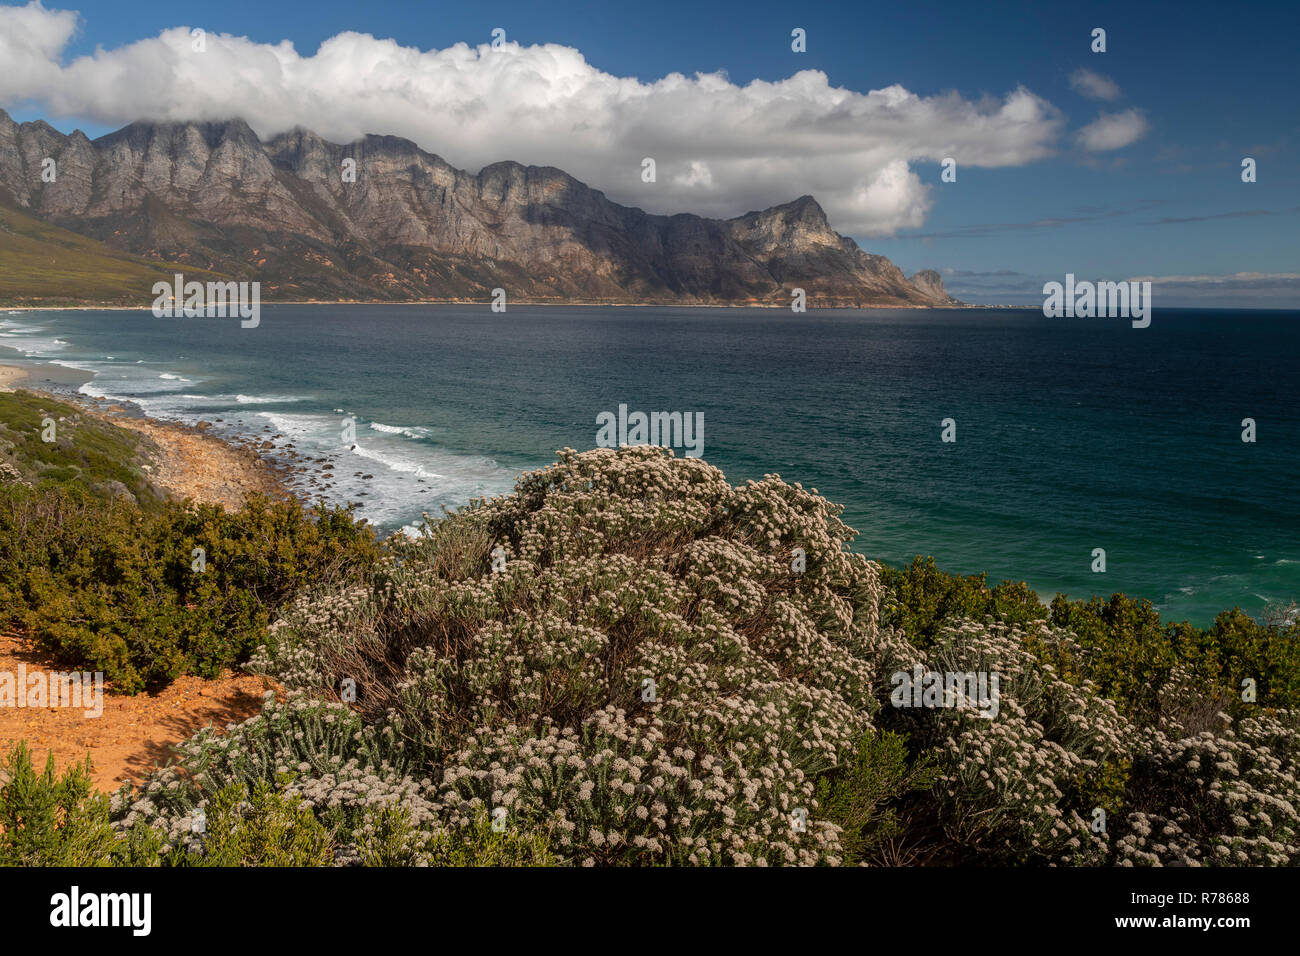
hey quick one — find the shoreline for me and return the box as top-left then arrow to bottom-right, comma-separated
0,347 -> 439,528
1,359 -> 295,513
1,300 -> 1001,312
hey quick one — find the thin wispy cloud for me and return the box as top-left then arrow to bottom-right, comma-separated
900,199 -> 1287,241
1130,272 -> 1300,289
1149,208 -> 1295,225
942,270 -> 1300,307
1068,68 -> 1122,102
1127,272 -> 1300,307
902,205 -> 1142,240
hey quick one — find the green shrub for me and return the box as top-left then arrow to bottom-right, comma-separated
880,555 -> 1300,729
174,781 -> 334,867
0,391 -> 158,504
0,744 -> 170,867
880,556 -> 1047,648
358,808 -> 557,867
1048,593 -> 1300,725
811,731 -> 936,865
0,743 -> 118,866
0,483 -> 380,691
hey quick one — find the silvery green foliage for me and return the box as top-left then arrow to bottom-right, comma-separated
111,694 -> 447,863
110,765 -> 200,854
1116,710 -> 1300,866
240,447 -> 1300,866
175,694 -> 414,790
881,621 -> 1127,864
257,446 -> 893,864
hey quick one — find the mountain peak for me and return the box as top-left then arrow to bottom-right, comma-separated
733,193 -> 829,227
92,117 -> 262,154
726,193 -> 849,260
0,112 -> 962,308
908,269 -> 960,305
785,193 -> 828,217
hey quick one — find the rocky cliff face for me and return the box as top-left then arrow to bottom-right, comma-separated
907,270 -> 960,306
0,109 -> 960,306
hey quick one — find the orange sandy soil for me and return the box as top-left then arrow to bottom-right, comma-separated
0,631 -> 272,793
0,379 -> 293,793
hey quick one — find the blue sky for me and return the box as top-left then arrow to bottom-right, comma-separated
2,0 -> 1297,305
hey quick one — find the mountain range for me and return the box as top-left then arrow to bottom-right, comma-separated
0,109 -> 960,307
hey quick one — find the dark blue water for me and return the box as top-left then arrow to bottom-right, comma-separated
3,305 -> 1296,625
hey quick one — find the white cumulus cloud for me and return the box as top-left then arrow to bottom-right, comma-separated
1076,109 -> 1149,151
0,2 -> 1106,236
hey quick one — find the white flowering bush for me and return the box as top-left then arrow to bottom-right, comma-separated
878,621 -> 1128,864
1116,711 -> 1300,866
93,446 -> 1293,868
110,695 -> 425,857
252,446 -> 897,864
108,693 -> 552,865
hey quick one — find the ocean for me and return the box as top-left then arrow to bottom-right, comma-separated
2,304 -> 1296,626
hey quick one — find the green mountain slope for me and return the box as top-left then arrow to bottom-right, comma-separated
0,196 -> 224,306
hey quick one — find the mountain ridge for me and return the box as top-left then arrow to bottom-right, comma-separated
0,109 -> 961,307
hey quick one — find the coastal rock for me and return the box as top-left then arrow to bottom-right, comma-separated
907,270 -> 961,306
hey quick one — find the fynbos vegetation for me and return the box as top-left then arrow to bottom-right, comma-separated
7,446 -> 1291,866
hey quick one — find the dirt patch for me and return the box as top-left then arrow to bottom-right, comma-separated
0,631 -> 271,793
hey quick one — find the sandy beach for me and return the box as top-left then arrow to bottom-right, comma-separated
0,364 -> 30,390
0,358 -> 99,390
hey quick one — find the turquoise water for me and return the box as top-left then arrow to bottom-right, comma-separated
2,305 -> 1296,625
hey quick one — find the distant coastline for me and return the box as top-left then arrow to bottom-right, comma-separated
3,300 -> 991,311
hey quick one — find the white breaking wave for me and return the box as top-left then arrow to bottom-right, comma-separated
76,382 -> 133,405
0,334 -> 67,354
349,443 -> 445,479
369,421 -> 432,440
254,410 -> 334,440
1,316 -> 517,531
235,393 -> 306,405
